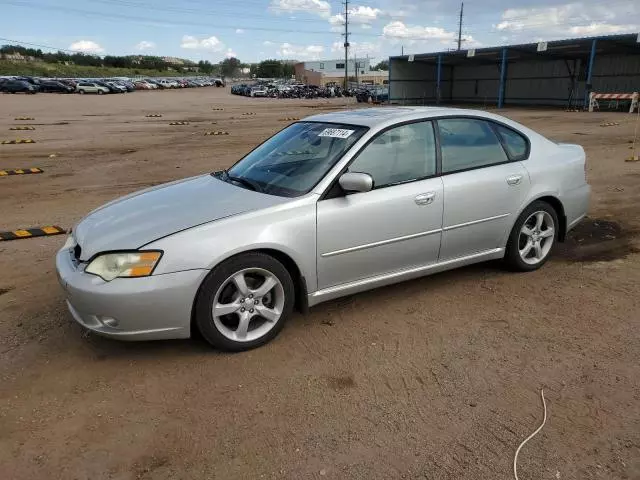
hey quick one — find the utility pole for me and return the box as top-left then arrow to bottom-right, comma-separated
343,0 -> 349,89
457,2 -> 464,50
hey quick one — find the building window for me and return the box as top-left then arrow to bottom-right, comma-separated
320,63 -> 324,69
336,63 -> 345,69
361,70 -> 365,74
383,80 -> 389,85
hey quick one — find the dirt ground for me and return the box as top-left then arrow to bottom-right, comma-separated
1,88 -> 639,480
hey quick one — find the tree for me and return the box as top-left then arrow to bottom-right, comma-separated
219,57 -> 241,77
282,62 -> 295,78
198,60 -> 215,74
256,59 -> 282,78
372,60 -> 388,71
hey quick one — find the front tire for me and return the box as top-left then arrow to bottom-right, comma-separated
79,89 -> 85,94
98,90 -> 104,95
194,253 -> 295,351
504,201 -> 559,271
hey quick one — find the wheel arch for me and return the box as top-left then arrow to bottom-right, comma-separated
532,195 -> 567,242
508,194 -> 567,245
190,247 -> 309,338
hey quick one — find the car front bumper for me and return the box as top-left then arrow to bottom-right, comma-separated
56,247 -> 208,341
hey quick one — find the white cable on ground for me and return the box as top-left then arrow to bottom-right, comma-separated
513,389 -> 548,480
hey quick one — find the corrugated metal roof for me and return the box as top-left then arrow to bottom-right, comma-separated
390,33 -> 640,65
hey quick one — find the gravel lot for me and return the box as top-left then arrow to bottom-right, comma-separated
0,88 -> 639,480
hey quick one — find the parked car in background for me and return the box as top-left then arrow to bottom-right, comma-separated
76,82 -> 110,94
15,76 -> 41,90
250,85 -> 268,97
105,81 -> 127,93
40,80 -> 75,93
1,79 -> 37,94
56,107 -> 590,351
58,79 -> 78,89
134,80 -> 151,90
356,86 -> 389,104
144,79 -> 161,89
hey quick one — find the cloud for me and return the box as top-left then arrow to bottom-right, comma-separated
382,21 -> 456,43
331,40 -> 381,56
69,40 -> 104,54
277,43 -> 324,59
135,40 -> 155,51
329,5 -> 381,31
569,23 -> 637,35
494,3 -> 637,39
180,35 -> 224,51
349,6 -> 382,24
263,40 -> 274,46
235,29 -> 244,34
270,0 -> 331,18
226,48 -> 237,58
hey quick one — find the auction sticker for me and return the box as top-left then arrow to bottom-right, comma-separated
318,128 -> 355,139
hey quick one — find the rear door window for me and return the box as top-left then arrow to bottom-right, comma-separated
438,118 -> 509,174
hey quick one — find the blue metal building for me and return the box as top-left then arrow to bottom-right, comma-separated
388,33 -> 640,109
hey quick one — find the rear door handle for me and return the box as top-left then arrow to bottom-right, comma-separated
415,192 -> 436,205
506,174 -> 523,186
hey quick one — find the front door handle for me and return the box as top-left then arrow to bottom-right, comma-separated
506,174 -> 523,186
415,192 -> 436,205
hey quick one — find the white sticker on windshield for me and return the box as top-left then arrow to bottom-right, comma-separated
318,128 -> 355,139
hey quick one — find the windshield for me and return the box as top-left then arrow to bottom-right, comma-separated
225,122 -> 367,197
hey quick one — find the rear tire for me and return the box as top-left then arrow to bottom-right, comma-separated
79,90 -> 85,95
98,90 -> 104,95
194,253 -> 295,351
504,200 -> 559,271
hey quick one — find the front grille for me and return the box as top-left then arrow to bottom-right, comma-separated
73,244 -> 82,260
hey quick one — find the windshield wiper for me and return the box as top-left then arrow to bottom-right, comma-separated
217,169 -> 262,193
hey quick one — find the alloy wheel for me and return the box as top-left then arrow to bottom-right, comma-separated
518,211 -> 555,265
212,268 -> 285,342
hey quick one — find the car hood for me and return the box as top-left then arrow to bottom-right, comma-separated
73,174 -> 291,260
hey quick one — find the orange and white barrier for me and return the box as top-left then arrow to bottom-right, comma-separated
589,92 -> 638,113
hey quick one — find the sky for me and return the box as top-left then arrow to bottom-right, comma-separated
1,0 -> 639,64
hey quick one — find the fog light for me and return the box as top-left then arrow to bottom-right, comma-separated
99,316 -> 119,328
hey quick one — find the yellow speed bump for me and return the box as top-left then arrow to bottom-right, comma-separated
145,114 -> 163,118
0,225 -> 66,241
1,139 -> 36,144
9,126 -> 36,131
625,155 -> 640,162
242,112 -> 256,116
600,122 -> 620,127
279,117 -> 300,121
14,117 -> 35,121
0,167 -> 43,176
204,131 -> 229,136
212,107 -> 224,111
169,121 -> 190,125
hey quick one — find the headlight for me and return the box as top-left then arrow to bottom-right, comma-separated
85,251 -> 162,281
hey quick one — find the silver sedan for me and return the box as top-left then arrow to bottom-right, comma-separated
56,107 -> 590,350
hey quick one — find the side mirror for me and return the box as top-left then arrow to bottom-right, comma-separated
339,172 -> 373,193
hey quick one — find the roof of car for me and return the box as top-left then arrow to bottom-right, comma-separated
306,106 -> 502,127
303,106 -> 536,134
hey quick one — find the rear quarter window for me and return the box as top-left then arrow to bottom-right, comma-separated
495,124 -> 529,161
